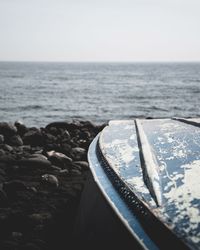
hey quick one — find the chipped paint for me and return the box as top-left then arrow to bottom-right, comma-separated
90,118 -> 200,249
99,120 -> 156,207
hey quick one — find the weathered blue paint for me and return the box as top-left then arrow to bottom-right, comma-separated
88,118 -> 200,249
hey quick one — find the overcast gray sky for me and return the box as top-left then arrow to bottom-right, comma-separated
0,0 -> 199,62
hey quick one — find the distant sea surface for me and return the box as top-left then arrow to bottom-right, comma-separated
0,62 -> 200,127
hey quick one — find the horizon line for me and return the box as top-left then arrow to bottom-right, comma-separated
0,60 -> 200,64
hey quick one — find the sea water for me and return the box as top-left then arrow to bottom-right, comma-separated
0,62 -> 199,126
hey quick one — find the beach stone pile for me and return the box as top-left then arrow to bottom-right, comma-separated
0,120 -> 105,250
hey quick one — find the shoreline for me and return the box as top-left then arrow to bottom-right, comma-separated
0,120 -> 105,250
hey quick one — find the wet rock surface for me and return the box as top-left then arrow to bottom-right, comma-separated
0,120 -> 105,250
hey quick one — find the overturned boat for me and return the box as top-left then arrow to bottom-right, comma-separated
75,118 -> 200,249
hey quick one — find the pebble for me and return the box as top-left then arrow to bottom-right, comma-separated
71,147 -> 86,160
42,174 -> 59,187
73,161 -> 89,170
49,165 -> 62,171
47,150 -> 72,168
71,169 -> 82,175
19,156 -> 51,168
59,169 -> 69,175
2,144 -> 13,152
0,120 -> 101,249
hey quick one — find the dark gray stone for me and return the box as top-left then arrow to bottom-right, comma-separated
47,150 -> 72,168
7,135 -> 23,146
71,147 -> 86,160
2,144 -> 13,152
46,121 -> 79,132
0,122 -> 17,137
15,120 -> 28,136
19,156 -> 51,168
23,128 -> 44,146
41,174 -> 59,187
73,161 -> 89,170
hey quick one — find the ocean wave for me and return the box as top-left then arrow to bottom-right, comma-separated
20,105 -> 43,111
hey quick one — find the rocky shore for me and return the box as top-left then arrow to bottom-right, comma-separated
0,120 -> 105,250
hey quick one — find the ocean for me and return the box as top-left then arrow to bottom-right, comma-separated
0,62 -> 200,127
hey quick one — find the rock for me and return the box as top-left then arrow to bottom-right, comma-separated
3,180 -> 27,194
15,120 -> 28,136
48,126 -> 58,135
42,174 -> 59,187
61,130 -> 71,142
49,165 -> 62,171
29,212 -> 52,224
2,144 -> 13,152
59,169 -> 69,175
46,121 -> 79,132
0,134 -> 4,144
19,156 -> 51,168
71,169 -> 82,175
79,130 -> 91,140
23,128 -> 44,146
71,147 -> 86,160
47,150 -> 72,168
73,161 -> 89,170
61,143 -> 72,155
7,135 -> 23,146
44,133 -> 57,144
0,122 -> 17,137
19,145 -> 31,152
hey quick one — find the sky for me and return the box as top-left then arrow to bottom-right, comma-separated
0,0 -> 200,62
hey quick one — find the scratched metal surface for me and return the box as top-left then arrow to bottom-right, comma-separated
99,120 -> 156,208
97,118 -> 200,249
140,119 -> 200,249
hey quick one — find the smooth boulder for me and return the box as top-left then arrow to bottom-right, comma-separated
0,122 -> 17,137
47,150 -> 72,168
